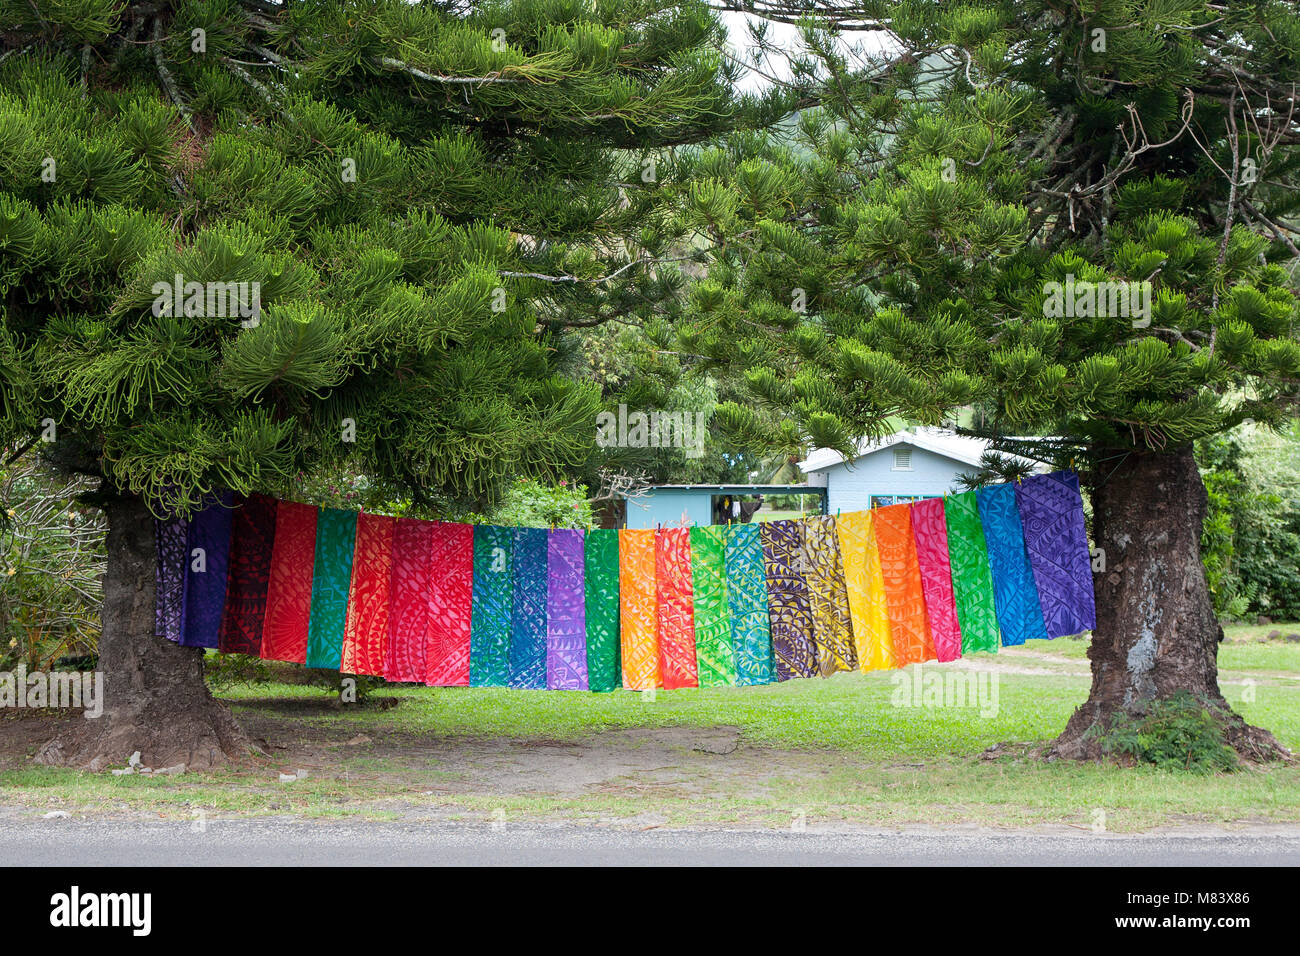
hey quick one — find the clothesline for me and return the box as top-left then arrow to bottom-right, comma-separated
154,471 -> 1096,691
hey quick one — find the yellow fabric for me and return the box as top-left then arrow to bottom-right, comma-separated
618,529 -> 661,690
837,510 -> 896,672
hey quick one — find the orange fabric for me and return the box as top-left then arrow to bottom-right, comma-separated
618,529 -> 660,690
872,504 -> 935,666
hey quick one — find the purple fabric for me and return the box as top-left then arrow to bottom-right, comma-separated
1015,471 -> 1097,638
154,512 -> 188,642
180,491 -> 235,648
546,529 -> 588,690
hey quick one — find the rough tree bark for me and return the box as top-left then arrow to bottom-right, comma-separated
34,490 -> 253,771
1049,445 -> 1290,762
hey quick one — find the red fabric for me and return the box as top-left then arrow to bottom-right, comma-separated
342,513 -> 395,677
384,517 -> 433,682
911,497 -> 962,663
426,522 -> 473,686
655,527 -> 698,689
260,500 -> 317,664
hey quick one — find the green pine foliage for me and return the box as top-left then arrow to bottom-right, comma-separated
669,2 -> 1300,465
0,0 -> 750,515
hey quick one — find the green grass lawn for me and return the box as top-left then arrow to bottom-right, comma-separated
1,626 -> 1297,831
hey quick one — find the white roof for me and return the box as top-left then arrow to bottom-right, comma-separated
798,427 -> 1041,474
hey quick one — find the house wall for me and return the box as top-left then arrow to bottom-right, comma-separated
622,488 -> 713,529
817,445 -> 977,513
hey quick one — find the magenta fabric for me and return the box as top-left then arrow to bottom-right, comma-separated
910,497 -> 962,662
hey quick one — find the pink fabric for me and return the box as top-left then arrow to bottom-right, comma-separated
385,517 -> 434,682
910,497 -> 962,662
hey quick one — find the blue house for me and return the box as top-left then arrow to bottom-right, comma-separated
617,428 -> 1039,529
799,427 -> 1038,512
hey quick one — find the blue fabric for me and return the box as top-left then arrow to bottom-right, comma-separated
180,491 -> 234,648
976,484 -> 1049,646
509,526 -> 549,689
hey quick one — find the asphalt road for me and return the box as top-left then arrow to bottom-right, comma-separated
3,819 -> 1299,865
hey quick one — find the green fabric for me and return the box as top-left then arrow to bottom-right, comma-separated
470,525 -> 513,686
583,528 -> 621,692
690,525 -> 736,686
944,491 -> 1001,653
305,508 -> 357,670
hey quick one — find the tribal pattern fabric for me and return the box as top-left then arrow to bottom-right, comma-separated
546,529 -> 588,690
342,512 -> 395,676
836,510 -> 895,672
725,523 -> 772,686
584,529 -> 622,692
470,525 -> 513,687
218,492 -> 276,656
943,491 -> 1001,654
802,515 -> 857,676
1015,472 -> 1097,638
655,527 -> 699,689
304,507 -> 357,670
426,523 -> 473,686
384,517 -> 434,682
977,485 -> 1049,646
619,529 -> 659,690
261,500 -> 318,664
910,498 -> 962,663
690,525 -> 736,687
759,519 -> 818,681
872,504 -> 936,666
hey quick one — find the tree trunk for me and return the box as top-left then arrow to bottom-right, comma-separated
34,491 -> 253,771
1049,445 -> 1290,762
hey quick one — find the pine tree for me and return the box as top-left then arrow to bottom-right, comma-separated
0,0 -> 743,768
678,1 -> 1299,758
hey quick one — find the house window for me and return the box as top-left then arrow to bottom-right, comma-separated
892,447 -> 913,471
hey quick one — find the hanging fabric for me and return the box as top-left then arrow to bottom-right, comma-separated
872,503 -> 936,666
508,527 -> 549,689
802,515 -> 857,676
341,512 -> 395,676
836,510 -> 895,672
154,510 -> 188,644
724,523 -> 773,685
426,522 -> 473,686
469,525 -> 513,687
976,484 -> 1049,646
943,490 -> 1001,654
910,498 -> 962,663
180,491 -> 233,649
583,528 -> 622,692
218,492 -> 276,656
619,529 -> 659,690
303,506 -> 357,670
384,517 -> 434,682
1015,471 -> 1097,638
689,525 -> 736,687
655,527 -> 699,689
759,519 -> 818,680
260,500 -> 318,664
546,529 -> 588,690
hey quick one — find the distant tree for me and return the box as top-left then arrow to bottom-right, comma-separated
681,1 -> 1300,758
